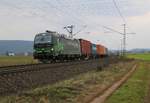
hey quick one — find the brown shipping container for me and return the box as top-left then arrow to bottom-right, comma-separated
79,39 -> 92,56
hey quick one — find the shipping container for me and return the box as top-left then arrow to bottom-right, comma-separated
79,39 -> 92,57
101,46 -> 108,56
91,44 -> 97,55
96,44 -> 106,56
96,44 -> 101,56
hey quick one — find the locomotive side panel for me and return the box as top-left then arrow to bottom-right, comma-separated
59,37 -> 81,55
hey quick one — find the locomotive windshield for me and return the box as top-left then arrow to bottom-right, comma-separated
34,33 -> 52,44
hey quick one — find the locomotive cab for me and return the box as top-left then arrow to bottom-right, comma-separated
33,33 -> 54,60
34,33 -> 52,47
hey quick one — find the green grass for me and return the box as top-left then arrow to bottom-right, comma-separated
127,53 -> 150,61
106,62 -> 150,103
0,56 -> 37,66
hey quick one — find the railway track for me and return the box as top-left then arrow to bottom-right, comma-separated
0,56 -> 118,75
0,56 -> 123,95
0,59 -> 100,75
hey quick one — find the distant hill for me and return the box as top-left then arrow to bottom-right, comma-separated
108,48 -> 150,55
0,40 -> 150,55
129,48 -> 150,53
0,40 -> 33,55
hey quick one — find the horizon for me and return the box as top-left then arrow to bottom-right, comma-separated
0,40 -> 150,51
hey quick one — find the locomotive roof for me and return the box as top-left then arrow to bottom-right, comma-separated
36,31 -> 79,41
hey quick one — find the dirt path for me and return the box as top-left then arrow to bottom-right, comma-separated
89,64 -> 137,103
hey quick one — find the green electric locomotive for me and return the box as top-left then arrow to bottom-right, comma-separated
33,31 -> 81,62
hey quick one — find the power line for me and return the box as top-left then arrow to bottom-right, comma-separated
103,24 -> 135,56
112,0 -> 126,24
54,0 -> 88,25
103,26 -> 123,35
112,0 -> 135,33
43,0 -> 82,25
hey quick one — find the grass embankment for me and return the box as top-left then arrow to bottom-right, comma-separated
127,53 -> 150,61
106,62 -> 150,103
0,56 -> 37,66
0,61 -> 135,103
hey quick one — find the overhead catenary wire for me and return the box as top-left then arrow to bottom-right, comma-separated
54,0 -> 89,28
112,0 -> 135,33
42,0 -> 84,26
112,0 -> 126,24
42,0 -> 89,35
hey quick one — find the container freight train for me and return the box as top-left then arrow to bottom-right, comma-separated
33,31 -> 108,62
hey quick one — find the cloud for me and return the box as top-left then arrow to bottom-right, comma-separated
126,12 -> 150,49
0,0 -> 150,49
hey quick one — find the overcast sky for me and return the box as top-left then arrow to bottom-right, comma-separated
0,0 -> 150,50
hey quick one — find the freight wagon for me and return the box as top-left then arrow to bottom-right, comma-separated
96,44 -> 108,57
79,39 -> 92,59
91,44 -> 97,58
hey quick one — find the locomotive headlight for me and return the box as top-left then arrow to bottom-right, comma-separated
51,48 -> 54,51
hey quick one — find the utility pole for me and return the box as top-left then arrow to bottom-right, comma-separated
123,24 -> 126,56
64,25 -> 74,38
103,25 -> 135,57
